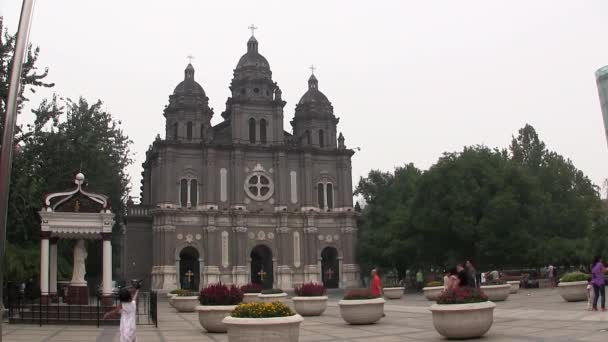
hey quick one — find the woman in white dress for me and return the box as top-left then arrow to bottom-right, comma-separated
104,287 -> 139,342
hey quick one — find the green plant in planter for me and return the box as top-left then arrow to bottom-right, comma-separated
483,279 -> 507,285
174,289 -> 198,296
437,287 -> 488,304
560,272 -> 589,282
260,288 -> 285,295
199,283 -> 243,305
343,289 -> 380,300
231,302 -> 295,318
170,289 -> 180,294
427,281 -> 443,287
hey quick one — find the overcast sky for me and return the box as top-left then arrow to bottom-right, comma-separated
2,0 -> 607,199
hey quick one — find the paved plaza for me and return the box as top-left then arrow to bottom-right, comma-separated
5,288 -> 608,341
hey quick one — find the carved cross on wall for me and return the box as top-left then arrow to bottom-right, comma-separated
185,270 -> 194,284
324,268 -> 334,280
257,267 -> 267,281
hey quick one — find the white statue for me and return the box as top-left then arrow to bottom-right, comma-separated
70,239 -> 88,285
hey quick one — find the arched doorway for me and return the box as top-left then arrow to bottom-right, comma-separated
321,247 -> 339,288
179,247 -> 199,290
250,245 -> 273,289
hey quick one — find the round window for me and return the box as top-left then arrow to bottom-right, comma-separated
244,172 -> 274,201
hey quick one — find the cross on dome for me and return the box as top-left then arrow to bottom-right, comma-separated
310,65 -> 316,75
187,55 -> 195,64
248,24 -> 258,36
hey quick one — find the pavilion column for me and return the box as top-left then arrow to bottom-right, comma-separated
49,237 -> 59,301
101,232 -> 113,305
40,231 -> 51,303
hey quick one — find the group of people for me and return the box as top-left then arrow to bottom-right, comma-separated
443,260 -> 479,290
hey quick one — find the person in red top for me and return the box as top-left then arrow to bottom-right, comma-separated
370,269 -> 383,297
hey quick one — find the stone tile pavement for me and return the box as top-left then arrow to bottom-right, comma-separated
5,288 -> 608,341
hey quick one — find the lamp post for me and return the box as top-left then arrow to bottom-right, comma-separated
0,0 -> 36,338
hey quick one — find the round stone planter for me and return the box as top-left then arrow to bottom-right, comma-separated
223,314 -> 304,342
172,296 -> 199,312
507,280 -> 520,294
338,297 -> 385,325
430,301 -> 496,339
423,286 -> 444,301
558,281 -> 588,302
292,296 -> 328,316
480,284 -> 511,301
242,293 -> 260,303
383,287 -> 404,300
257,292 -> 288,303
168,294 -> 176,308
196,305 -> 237,333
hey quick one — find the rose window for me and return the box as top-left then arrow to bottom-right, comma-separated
244,173 -> 274,201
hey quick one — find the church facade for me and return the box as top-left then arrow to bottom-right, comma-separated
123,34 -> 359,291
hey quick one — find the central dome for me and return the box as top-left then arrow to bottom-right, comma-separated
236,36 -> 270,72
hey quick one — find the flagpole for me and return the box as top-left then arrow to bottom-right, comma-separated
0,1 -> 37,338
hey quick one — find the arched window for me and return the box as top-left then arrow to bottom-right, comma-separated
180,179 -> 188,207
186,122 -> 193,140
200,124 -> 205,141
305,130 -> 311,145
249,118 -> 256,143
317,182 -> 334,210
173,122 -> 178,140
317,183 -> 325,208
190,179 -> 198,207
260,119 -> 267,144
318,129 -> 324,148
326,183 -> 333,209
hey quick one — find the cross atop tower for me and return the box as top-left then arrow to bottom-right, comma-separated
187,55 -> 195,64
309,64 -> 316,75
248,24 -> 258,36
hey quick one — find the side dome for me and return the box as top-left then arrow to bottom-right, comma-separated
298,74 -> 330,105
173,63 -> 206,96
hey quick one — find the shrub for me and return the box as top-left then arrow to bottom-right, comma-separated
294,282 -> 326,297
426,281 -> 443,287
173,289 -> 198,297
383,281 -> 402,288
231,302 -> 295,318
483,279 -> 507,285
560,272 -> 589,283
343,288 -> 379,300
437,287 -> 488,304
169,289 -> 180,294
199,283 -> 243,305
260,288 -> 285,295
240,283 -> 263,294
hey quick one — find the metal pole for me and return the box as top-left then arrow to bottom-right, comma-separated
0,0 -> 37,339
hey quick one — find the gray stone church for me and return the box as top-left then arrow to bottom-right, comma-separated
123,33 -> 359,292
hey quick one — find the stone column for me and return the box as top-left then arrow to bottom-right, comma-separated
40,231 -> 51,302
49,237 -> 59,301
101,232 -> 113,305
276,224 -> 293,290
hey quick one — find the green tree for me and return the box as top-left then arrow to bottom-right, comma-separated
6,97 -> 132,281
0,20 -> 56,145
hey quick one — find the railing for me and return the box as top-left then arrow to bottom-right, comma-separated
127,205 -> 152,217
5,290 -> 157,327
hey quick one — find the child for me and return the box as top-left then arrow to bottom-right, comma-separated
587,277 -> 594,311
104,287 -> 139,342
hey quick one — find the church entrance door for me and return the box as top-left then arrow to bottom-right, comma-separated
250,245 -> 273,289
179,247 -> 199,291
321,247 -> 339,288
